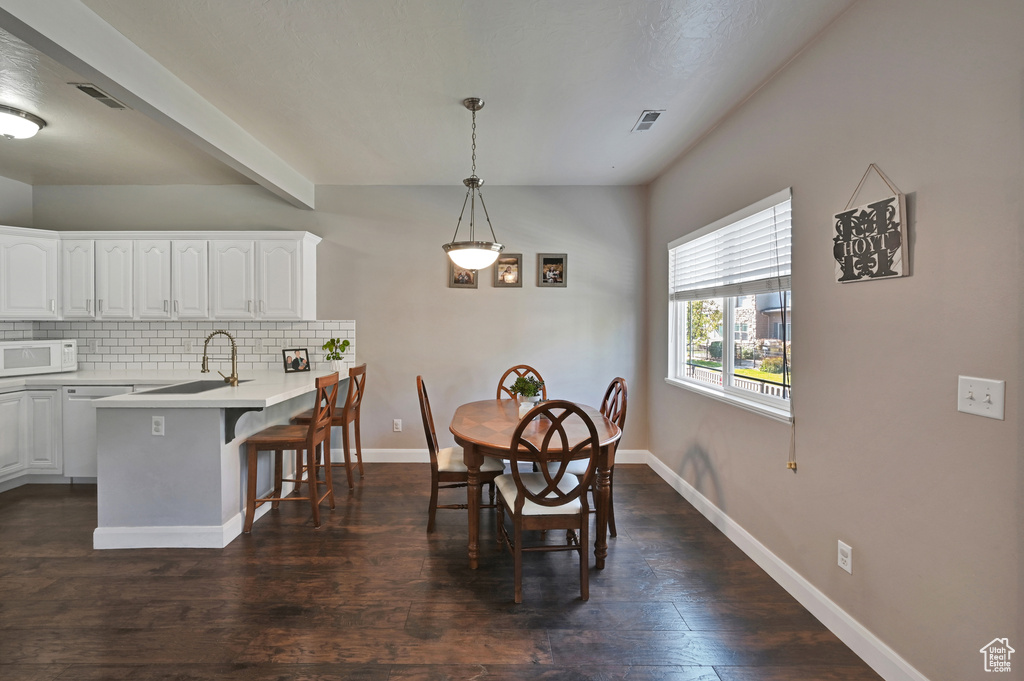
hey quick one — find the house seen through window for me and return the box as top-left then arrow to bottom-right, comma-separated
667,189 -> 792,417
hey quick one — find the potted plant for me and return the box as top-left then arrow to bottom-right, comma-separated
322,338 -> 350,372
510,375 -> 544,404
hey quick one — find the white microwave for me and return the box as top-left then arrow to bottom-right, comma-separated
0,339 -> 77,377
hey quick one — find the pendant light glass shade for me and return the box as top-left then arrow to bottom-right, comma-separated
0,105 -> 46,139
443,98 -> 503,269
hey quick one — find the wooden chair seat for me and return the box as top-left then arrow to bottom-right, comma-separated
437,446 -> 504,474
293,363 -> 367,490
243,372 -> 340,534
495,472 -> 582,515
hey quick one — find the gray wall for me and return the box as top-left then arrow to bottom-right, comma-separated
646,0 -> 1021,678
35,184 -> 649,452
0,175 -> 32,226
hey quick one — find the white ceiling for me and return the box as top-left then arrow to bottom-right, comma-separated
0,0 -> 854,201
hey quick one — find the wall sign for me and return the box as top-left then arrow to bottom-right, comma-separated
833,164 -> 908,283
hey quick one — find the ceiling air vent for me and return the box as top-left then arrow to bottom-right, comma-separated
69,83 -> 130,110
631,109 -> 664,132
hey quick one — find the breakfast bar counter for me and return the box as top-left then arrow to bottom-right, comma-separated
92,370 -> 339,550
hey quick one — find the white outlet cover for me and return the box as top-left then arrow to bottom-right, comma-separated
957,376 -> 1005,420
838,540 -> 852,574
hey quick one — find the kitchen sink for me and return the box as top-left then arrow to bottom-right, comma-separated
141,379 -> 252,395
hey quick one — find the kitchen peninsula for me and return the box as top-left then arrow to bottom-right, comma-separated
92,370 -> 343,550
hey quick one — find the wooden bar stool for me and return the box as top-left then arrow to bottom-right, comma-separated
293,363 -> 366,489
242,372 -> 340,533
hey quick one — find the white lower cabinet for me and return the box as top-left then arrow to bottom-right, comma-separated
0,389 -> 61,482
0,392 -> 26,479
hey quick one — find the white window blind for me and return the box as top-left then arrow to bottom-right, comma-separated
669,188 -> 791,301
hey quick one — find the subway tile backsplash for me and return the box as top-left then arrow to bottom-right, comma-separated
9,320 -> 356,373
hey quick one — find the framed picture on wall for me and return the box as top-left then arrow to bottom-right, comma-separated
282,348 -> 310,373
537,253 -> 567,287
448,261 -> 478,289
493,253 -> 522,288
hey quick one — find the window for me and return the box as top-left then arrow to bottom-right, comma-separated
667,189 -> 792,419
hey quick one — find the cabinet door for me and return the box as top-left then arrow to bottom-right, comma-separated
95,240 -> 134,319
0,234 -> 59,319
135,240 -> 172,319
210,240 -> 255,319
172,240 -> 209,319
0,392 -> 25,478
61,239 -> 95,319
26,390 -> 60,472
256,240 -> 302,319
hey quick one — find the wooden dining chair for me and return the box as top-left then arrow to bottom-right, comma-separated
293,363 -> 367,489
495,400 -> 600,603
417,376 -> 504,532
242,371 -> 339,533
496,365 -> 547,400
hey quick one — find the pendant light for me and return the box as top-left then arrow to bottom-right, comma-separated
0,105 -> 46,139
443,97 -> 504,270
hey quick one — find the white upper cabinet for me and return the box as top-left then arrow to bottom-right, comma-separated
172,240 -> 209,319
210,240 -> 256,319
0,228 -> 60,320
61,239 -> 96,319
257,240 -> 302,320
134,239 -> 172,319
95,240 -> 133,319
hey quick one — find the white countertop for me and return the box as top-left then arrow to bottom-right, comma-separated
0,369 -> 335,409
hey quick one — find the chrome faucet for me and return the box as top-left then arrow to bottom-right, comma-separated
200,330 -> 239,386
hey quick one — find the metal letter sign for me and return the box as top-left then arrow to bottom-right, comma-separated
833,193 -> 907,283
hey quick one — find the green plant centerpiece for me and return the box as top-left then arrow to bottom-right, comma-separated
322,338 -> 350,370
510,375 -> 544,402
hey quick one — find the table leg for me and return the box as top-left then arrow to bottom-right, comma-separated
464,442 -> 482,569
594,445 -> 611,569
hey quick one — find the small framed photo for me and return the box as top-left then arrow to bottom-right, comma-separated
282,348 -> 310,373
448,261 -> 478,289
537,253 -> 567,287
493,253 -> 523,288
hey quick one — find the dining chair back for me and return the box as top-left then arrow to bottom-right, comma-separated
597,377 -> 626,536
496,400 -> 600,603
417,376 -> 503,532
496,364 -> 547,400
242,371 -> 340,533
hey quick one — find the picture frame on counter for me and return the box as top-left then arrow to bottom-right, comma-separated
282,348 -> 310,372
493,253 -> 523,288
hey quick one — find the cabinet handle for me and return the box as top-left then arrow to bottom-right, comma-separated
98,299 -> 103,313
50,299 -> 55,312
247,300 -> 253,313
163,300 -> 169,312
259,300 -> 264,313
86,299 -> 91,314
174,300 -> 179,313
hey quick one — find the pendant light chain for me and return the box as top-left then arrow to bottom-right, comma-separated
471,108 -> 477,177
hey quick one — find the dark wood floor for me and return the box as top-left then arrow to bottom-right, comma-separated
0,464 -> 882,681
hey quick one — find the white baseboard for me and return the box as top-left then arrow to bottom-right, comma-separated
644,453 -> 929,681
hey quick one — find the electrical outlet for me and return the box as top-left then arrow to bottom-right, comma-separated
185,339 -> 194,353
255,337 -> 264,352
837,540 -> 852,574
393,419 -> 402,432
152,415 -> 165,437
957,375 -> 1005,420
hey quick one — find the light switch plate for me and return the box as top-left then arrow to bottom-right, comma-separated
957,376 -> 1005,420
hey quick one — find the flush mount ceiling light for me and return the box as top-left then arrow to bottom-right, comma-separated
0,105 -> 46,139
442,97 -> 504,270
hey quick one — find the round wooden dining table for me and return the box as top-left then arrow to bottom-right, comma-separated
449,399 -> 622,570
